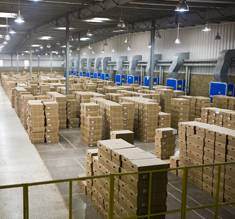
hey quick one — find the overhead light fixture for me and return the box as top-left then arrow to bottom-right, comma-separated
113,29 -> 125,33
84,17 -> 111,23
5,34 -> 10,41
148,42 -> 152,49
88,44 -> 92,50
54,27 -> 75,31
0,12 -> 17,18
3,41 -> 8,45
14,10 -> 25,24
127,45 -> 131,51
47,44 -> 51,48
101,49 -> 105,54
80,37 -> 90,41
9,29 -> 16,35
0,24 -> 9,28
77,47 -> 80,51
40,45 -> 43,50
202,24 -> 211,32
175,23 -> 181,44
0,34 -> 3,38
215,32 -> 221,40
87,30 -> 93,37
124,37 -> 128,44
117,18 -> 126,29
175,0 -> 189,13
52,51 -> 58,54
31,44 -> 41,47
112,49 -> 115,53
39,36 -> 52,40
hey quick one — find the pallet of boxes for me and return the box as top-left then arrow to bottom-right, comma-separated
27,100 -> 45,144
67,95 -> 79,128
178,121 -> 235,202
43,101 -> 59,144
83,139 -> 169,218
81,103 -> 102,146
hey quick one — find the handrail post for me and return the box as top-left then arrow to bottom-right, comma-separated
181,167 -> 188,219
69,180 -> 73,219
214,165 -> 221,219
147,172 -> 153,219
23,185 -> 29,219
108,174 -> 115,219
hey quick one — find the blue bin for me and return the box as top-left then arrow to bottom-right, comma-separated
153,77 -> 159,85
144,76 -> 150,86
134,76 -> 140,84
127,75 -> 134,84
90,72 -> 94,78
122,74 -> 127,84
209,82 -> 227,98
86,72 -> 90,78
93,72 -> 98,78
98,73 -> 101,79
227,83 -> 234,96
166,78 -> 177,90
115,74 -> 122,85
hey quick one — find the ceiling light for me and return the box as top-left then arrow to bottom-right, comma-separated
215,32 -> 221,40
52,51 -> 58,54
88,44 -> 92,50
175,0 -> 189,13
101,49 -> 105,54
127,45 -> 131,51
80,37 -> 90,41
0,12 -> 17,18
39,36 -> 52,40
40,46 -> 43,50
5,34 -> 10,41
14,10 -> 25,24
84,17 -> 111,23
124,37 -> 128,44
87,30 -> 93,37
117,18 -> 126,29
175,23 -> 181,44
3,41 -> 8,45
0,24 -> 9,28
92,51 -> 95,54
47,44 -> 51,48
54,27 -> 75,31
112,49 -> 115,53
148,43 -> 152,49
77,47 -> 80,51
0,34 -> 3,38
9,29 -> 16,35
113,29 -> 125,33
202,24 -> 211,32
31,44 -> 41,47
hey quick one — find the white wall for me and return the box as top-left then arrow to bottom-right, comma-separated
80,22 -> 235,74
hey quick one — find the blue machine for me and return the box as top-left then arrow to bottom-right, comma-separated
134,76 -> 140,84
90,72 -> 94,78
101,73 -> 110,80
127,75 -> 134,84
153,77 -> 159,85
209,82 -> 227,98
115,74 -> 122,85
98,73 -> 101,79
227,83 -> 235,96
86,72 -> 90,78
144,76 -> 150,86
93,72 -> 98,78
122,74 -> 127,84
79,72 -> 83,77
166,78 -> 185,91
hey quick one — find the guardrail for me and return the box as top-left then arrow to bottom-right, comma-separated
0,162 -> 234,219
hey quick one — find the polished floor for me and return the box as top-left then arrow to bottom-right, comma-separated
0,85 -> 234,219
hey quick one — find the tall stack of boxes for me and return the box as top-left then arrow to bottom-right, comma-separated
66,95 -> 79,128
92,98 -> 123,139
27,100 -> 45,144
201,107 -> 235,130
47,92 -> 67,129
171,98 -> 190,129
180,96 -> 197,120
43,101 -> 59,144
178,121 -> 235,201
81,103 -> 102,146
158,112 -> 171,128
195,96 -> 211,117
155,88 -> 174,113
86,139 -> 169,218
155,128 -> 177,160
120,102 -> 135,131
212,95 -> 235,110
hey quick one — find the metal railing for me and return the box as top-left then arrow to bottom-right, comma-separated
0,162 -> 234,219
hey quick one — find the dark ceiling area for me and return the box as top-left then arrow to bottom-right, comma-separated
0,0 -> 235,55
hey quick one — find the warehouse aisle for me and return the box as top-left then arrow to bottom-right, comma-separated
0,86 -> 68,218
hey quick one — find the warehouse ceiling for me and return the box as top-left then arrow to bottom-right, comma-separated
1,0 -> 235,55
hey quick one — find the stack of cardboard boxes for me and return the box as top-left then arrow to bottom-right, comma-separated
110,130 -> 134,144
158,112 -> 171,128
178,121 -> 235,201
120,102 -> 135,131
171,98 -> 190,129
195,96 -> 211,117
155,88 -> 174,113
43,101 -> 59,144
81,103 -> 102,146
180,95 -> 197,120
85,139 -> 169,218
47,92 -> 67,129
201,107 -> 235,130
155,128 -> 177,160
66,95 -> 79,128
92,98 -> 123,139
213,95 -> 235,110
106,93 -> 124,103
120,97 -> 160,142
27,100 -> 45,144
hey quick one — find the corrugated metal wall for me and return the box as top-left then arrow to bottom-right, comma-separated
80,22 -> 235,75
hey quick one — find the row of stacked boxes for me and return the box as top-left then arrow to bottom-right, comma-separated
213,95 -> 235,110
179,121 -> 235,202
85,139 -> 169,219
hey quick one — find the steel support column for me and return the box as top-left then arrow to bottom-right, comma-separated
50,51 -> 53,74
77,32 -> 81,74
65,14 -> 70,95
149,20 -> 156,89
29,48 -> 32,80
16,53 -> 19,73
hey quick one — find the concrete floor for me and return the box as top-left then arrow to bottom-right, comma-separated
0,85 -> 234,219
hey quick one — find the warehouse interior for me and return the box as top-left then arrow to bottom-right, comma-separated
0,0 -> 235,218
